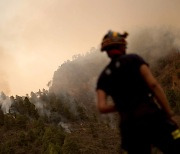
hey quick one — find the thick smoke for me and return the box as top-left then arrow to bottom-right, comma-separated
48,49 -> 108,119
128,27 -> 180,65
0,92 -> 12,113
49,48 -> 108,103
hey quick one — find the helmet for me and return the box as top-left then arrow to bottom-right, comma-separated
101,30 -> 128,52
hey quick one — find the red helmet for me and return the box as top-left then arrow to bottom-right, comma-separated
101,30 -> 128,52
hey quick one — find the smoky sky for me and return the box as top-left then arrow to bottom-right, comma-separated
128,27 -> 180,65
0,0 -> 180,95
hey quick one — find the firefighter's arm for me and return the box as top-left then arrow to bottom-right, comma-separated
140,64 -> 174,118
96,89 -> 117,113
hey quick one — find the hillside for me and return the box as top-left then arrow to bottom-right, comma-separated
153,51 -> 180,113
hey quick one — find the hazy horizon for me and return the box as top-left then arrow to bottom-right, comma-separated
0,0 -> 180,96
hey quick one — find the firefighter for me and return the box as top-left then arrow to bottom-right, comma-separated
96,30 -> 180,154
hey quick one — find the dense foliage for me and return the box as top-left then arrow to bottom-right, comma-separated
0,91 -> 120,154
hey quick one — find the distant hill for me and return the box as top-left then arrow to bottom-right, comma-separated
49,51 -> 109,116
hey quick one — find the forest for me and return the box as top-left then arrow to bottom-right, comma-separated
0,29 -> 180,154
